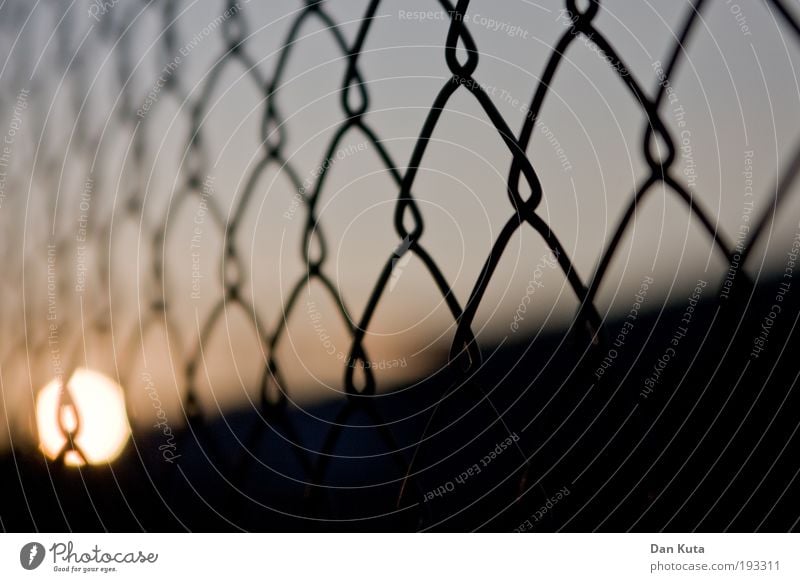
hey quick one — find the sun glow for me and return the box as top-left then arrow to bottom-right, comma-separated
36,368 -> 130,466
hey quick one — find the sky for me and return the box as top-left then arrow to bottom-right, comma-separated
0,0 -> 799,452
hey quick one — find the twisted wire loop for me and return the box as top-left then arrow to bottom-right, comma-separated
2,0 -> 800,530
53,380 -> 88,466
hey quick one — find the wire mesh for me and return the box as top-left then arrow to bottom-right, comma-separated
1,0 -> 799,531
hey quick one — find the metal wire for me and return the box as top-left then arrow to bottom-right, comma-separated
1,0 -> 799,529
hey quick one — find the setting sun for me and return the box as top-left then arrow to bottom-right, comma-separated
36,368 -> 130,466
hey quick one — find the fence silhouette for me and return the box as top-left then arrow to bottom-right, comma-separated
1,0 -> 800,531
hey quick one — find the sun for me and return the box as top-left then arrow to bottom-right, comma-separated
36,368 -> 130,466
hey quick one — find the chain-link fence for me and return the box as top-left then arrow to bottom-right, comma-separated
1,0 -> 800,531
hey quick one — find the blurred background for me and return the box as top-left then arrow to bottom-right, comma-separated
1,0 -> 799,531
